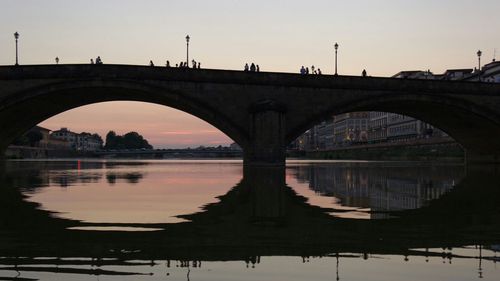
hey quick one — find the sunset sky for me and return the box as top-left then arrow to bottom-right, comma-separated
1,0 -> 499,148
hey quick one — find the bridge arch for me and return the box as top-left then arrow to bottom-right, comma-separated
2,65 -> 500,165
0,79 -> 248,152
287,92 -> 500,162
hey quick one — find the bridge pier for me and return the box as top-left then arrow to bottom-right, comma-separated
244,100 -> 286,166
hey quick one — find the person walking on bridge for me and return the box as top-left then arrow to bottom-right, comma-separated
250,63 -> 256,72
300,66 -> 306,75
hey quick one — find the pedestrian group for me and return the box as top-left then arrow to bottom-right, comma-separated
244,63 -> 260,72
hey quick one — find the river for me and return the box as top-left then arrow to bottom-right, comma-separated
0,159 -> 498,280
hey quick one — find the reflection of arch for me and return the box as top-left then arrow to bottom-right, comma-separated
287,93 -> 500,158
2,162 -> 500,260
0,80 -> 247,151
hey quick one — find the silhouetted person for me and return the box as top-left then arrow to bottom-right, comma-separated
96,56 -> 102,64
362,69 -> 367,77
250,63 -> 256,72
197,62 -> 201,69
300,66 -> 306,74
166,60 -> 170,67
317,68 -> 322,75
306,67 -> 309,74
192,59 -> 196,68
55,57 -> 59,64
244,63 -> 249,71
180,62 -> 184,68
256,65 -> 260,72
311,65 -> 315,73
175,63 -> 178,67
90,58 -> 94,64
150,60 -> 154,67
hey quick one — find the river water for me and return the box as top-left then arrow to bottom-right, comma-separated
0,160 -> 498,280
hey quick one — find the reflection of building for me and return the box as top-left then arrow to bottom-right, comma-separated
292,165 -> 460,218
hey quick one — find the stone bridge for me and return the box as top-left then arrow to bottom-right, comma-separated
1,65 -> 500,165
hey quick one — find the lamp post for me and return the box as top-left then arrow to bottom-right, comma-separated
186,35 -> 190,67
477,50 -> 482,70
477,50 -> 482,81
14,32 -> 19,66
334,42 -> 339,76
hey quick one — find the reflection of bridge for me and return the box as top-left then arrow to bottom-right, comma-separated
1,162 -> 500,262
1,65 -> 500,165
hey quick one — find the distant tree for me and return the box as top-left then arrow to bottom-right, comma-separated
123,132 -> 153,149
92,133 -> 103,144
104,131 -> 152,150
104,131 -> 118,149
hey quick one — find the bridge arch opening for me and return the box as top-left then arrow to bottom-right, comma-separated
0,81 -> 248,156
50,101 -> 234,145
287,91 -> 500,163
6,100 -> 241,159
288,110 -> 464,161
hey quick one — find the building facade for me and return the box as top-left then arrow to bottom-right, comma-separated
368,112 -> 388,143
386,114 -> 423,142
51,128 -> 102,151
333,112 -> 369,146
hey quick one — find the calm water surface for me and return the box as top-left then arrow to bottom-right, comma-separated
0,159 -> 498,280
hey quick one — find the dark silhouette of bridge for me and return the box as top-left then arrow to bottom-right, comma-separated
1,64 -> 500,165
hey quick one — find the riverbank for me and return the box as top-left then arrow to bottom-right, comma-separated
289,140 -> 464,162
7,140 -> 464,162
5,145 -> 89,159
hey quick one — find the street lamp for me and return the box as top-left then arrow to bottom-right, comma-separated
186,35 -> 190,67
477,50 -> 482,71
14,32 -> 19,66
477,50 -> 482,81
334,42 -> 339,76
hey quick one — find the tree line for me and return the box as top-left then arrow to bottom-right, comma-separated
104,131 -> 153,150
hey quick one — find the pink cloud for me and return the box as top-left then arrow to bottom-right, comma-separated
160,129 -> 220,136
